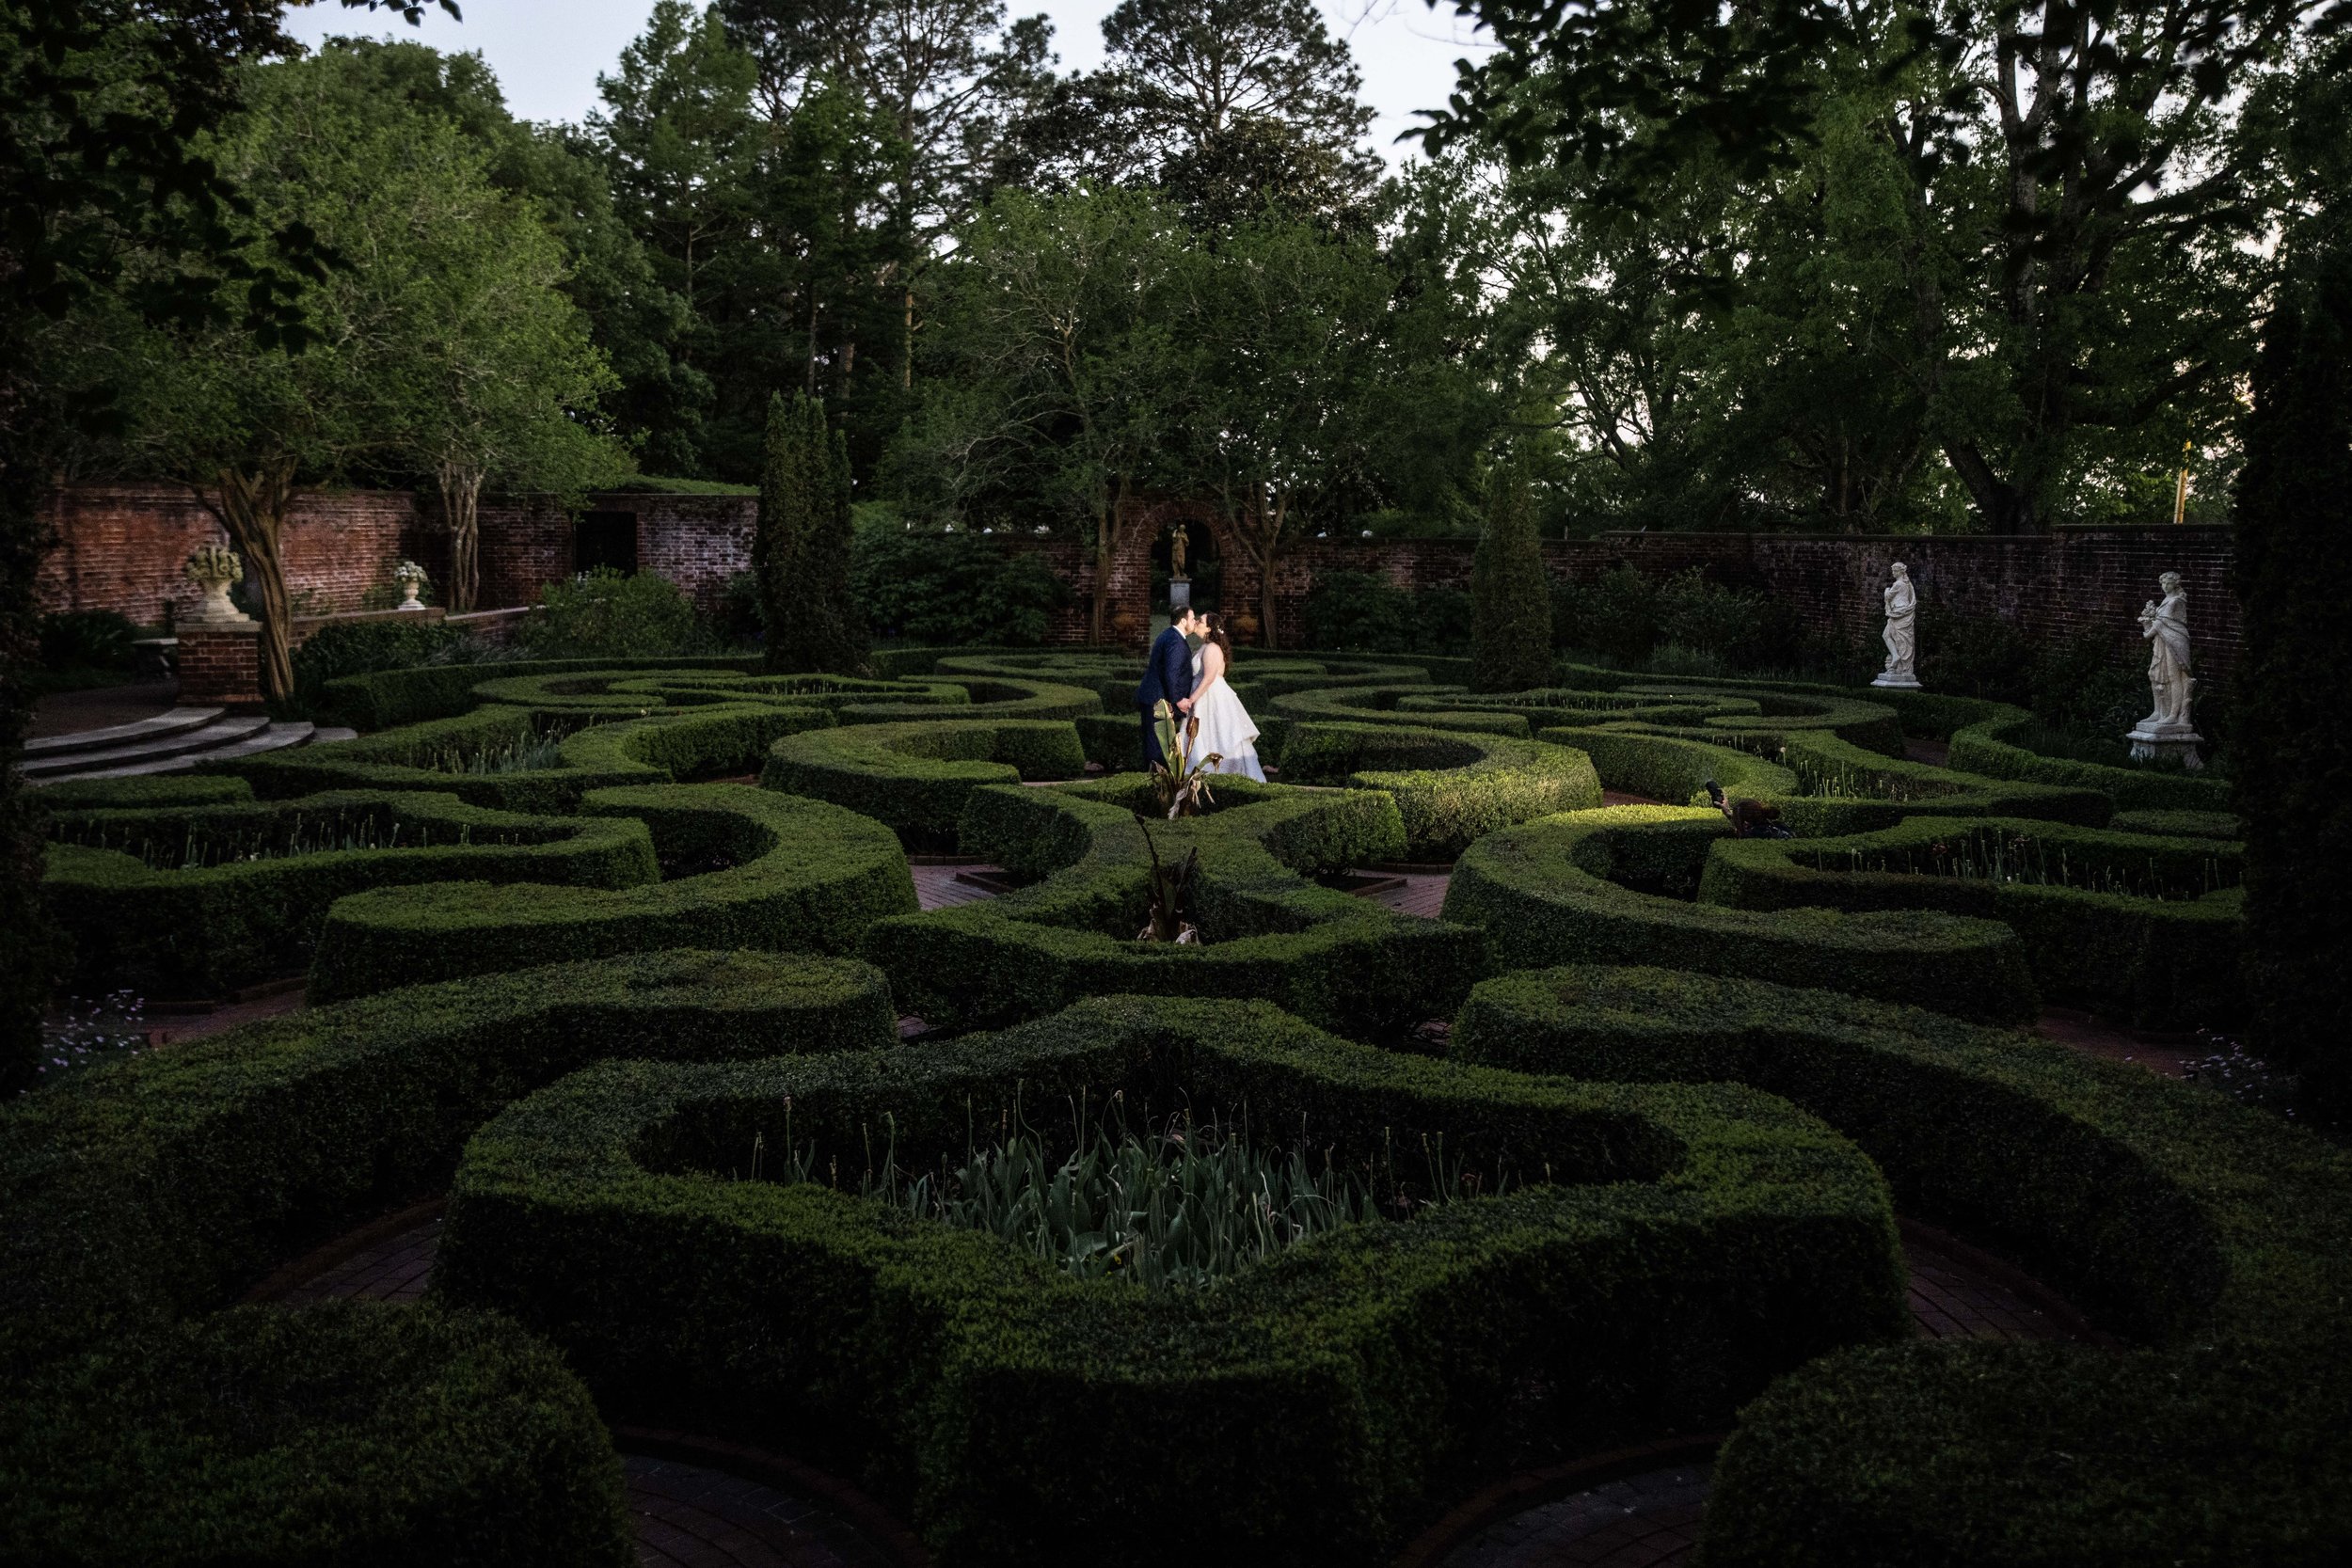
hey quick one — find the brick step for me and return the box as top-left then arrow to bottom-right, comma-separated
21,705 -> 223,759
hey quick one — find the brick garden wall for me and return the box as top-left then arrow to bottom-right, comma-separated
39,483 -> 2239,682
36,485 -> 755,626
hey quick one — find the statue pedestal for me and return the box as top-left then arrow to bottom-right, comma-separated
1871,672 -> 1922,690
1168,576 -> 1191,613
2125,721 -> 2204,771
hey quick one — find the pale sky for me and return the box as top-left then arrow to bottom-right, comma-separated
283,0 -> 1492,165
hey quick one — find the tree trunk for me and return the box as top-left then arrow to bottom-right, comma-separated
202,461 -> 297,703
437,461 -> 484,614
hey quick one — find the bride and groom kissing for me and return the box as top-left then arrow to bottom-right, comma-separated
1136,608 -> 1264,782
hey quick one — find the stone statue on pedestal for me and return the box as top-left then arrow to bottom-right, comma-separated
1872,562 -> 1921,689
1167,524 -> 1192,612
2126,571 -> 2202,769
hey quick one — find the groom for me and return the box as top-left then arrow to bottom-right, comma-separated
1136,608 -> 1200,768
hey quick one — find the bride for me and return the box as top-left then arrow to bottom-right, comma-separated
1185,611 -> 1264,781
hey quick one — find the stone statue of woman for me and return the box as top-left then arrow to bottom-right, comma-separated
2127,571 -> 2202,768
1873,562 -> 1920,689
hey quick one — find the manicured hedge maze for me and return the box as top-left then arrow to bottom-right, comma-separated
12,641 -> 2297,1563
42,789 -> 658,996
0,950 -> 898,1565
1453,965 -> 2352,1567
436,994 -> 1904,1566
1702,816 -> 2244,1025
1443,805 -> 2038,1024
865,776 -> 1484,1037
310,784 -> 916,1002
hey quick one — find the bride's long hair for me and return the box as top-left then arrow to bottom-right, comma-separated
1199,612 -> 1234,665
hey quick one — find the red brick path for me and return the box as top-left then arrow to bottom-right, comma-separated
628,1455 -> 895,1568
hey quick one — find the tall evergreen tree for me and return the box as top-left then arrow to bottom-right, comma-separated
1470,461 -> 1553,691
755,391 -> 865,672
2233,241 -> 2352,1123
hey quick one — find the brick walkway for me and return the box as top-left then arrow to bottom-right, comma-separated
1371,871 -> 1452,919
628,1455 -> 895,1568
908,863 -> 1006,911
1440,1464 -> 1711,1568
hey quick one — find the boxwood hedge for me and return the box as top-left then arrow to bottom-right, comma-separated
1700,816 -> 2245,1025
3,1301 -> 633,1567
0,950 -> 896,1561
316,654 -> 764,730
1270,721 -> 1604,859
435,994 -> 1905,1567
760,718 -> 1089,847
41,790 -> 657,997
864,777 -> 1486,1038
230,701 -> 846,813
1442,806 -> 2037,1024
309,784 -> 915,1002
1449,964 -> 2352,1568
1948,709 -> 2233,813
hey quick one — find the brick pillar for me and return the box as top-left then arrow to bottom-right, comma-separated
176,625 -> 262,706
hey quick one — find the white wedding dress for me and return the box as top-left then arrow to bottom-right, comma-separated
1188,648 -> 1265,781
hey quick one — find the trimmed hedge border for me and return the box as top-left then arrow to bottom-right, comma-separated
1699,816 -> 2245,1025
1449,965 -> 2352,1567
760,718 -> 1088,848
31,774 -> 255,809
4,1301 -> 633,1567
309,784 -> 915,1002
1548,725 -> 2115,832
1442,806 -> 2037,1025
230,702 -> 850,813
1948,709 -> 2233,812
41,790 -> 657,997
436,993 -> 1905,1566
1271,721 -> 1605,859
317,654 -> 763,730
0,950 -> 896,1562
864,776 -> 1486,1037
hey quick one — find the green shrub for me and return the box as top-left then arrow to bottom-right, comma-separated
1473,468 -> 1557,693
40,791 -> 657,997
1700,816 -> 2245,1025
32,775 -> 255,811
308,784 -> 915,1002
851,528 -> 1073,646
757,391 -> 866,673
1442,806 -> 2038,1024
1301,571 -> 1471,656
865,777 -> 1486,1038
1270,721 -> 1603,859
435,993 -> 1903,1566
37,610 -> 140,673
289,617 -> 482,715
3,1302 -> 632,1567
0,952 -> 892,1563
1444,964 -> 2352,1568
761,718 -> 1088,848
516,567 -> 707,659
2107,809 -> 2243,840
315,654 -> 765,730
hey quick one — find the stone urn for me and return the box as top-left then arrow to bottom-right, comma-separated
182,544 -> 251,626
1230,607 -> 1261,643
392,560 -> 429,611
1111,608 -> 1146,644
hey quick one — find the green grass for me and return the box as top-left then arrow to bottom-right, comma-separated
753,1099 -> 1505,1291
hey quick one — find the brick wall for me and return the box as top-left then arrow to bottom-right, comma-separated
175,626 -> 261,706
36,485 -> 757,625
1249,527 -> 2242,681
977,515 -> 2240,681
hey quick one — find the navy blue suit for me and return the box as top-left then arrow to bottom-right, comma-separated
1136,626 -> 1196,766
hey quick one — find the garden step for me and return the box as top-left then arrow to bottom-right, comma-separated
26,720 -> 319,784
20,714 -> 270,778
20,705 -> 224,758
